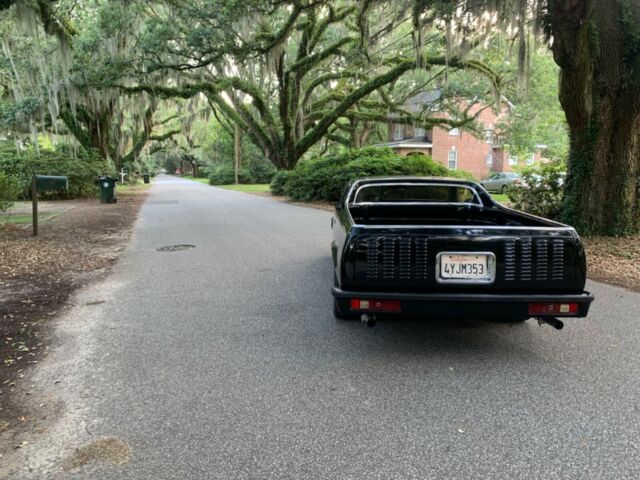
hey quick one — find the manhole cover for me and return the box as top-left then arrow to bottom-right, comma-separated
156,244 -> 195,252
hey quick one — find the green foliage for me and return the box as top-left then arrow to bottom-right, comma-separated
446,169 -> 477,181
506,164 -> 566,219
269,170 -> 291,196
248,158 -> 277,183
208,165 -> 253,185
0,171 -> 21,211
0,97 -> 41,130
498,49 -> 569,162
0,142 -> 113,199
279,147 -> 467,202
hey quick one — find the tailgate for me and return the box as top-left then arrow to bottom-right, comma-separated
348,228 -> 585,293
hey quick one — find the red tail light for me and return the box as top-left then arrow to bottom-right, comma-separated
350,299 -> 401,313
528,302 -> 578,316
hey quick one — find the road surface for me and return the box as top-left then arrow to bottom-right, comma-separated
8,176 -> 640,479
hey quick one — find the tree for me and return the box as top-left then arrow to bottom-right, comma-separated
124,0 -> 497,169
0,0 -> 184,173
410,0 -> 640,235
547,0 -> 640,235
479,39 -> 569,162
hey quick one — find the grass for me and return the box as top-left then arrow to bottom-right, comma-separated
491,193 -> 509,204
217,184 -> 270,193
0,214 -> 32,225
183,176 -> 209,184
117,182 -> 153,194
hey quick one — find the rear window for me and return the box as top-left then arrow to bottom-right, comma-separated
353,184 -> 478,204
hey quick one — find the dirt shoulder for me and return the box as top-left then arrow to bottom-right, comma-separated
0,190 -> 147,452
583,236 -> 640,292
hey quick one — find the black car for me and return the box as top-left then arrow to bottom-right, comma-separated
331,177 -> 594,328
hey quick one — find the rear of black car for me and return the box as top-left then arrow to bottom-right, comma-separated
331,178 -> 594,322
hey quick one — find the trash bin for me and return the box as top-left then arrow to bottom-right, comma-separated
97,176 -> 118,204
143,173 -> 150,184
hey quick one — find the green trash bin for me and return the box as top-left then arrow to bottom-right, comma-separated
97,176 -> 117,204
143,173 -> 150,184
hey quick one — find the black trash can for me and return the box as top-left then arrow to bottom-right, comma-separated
143,173 -> 150,184
97,176 -> 118,204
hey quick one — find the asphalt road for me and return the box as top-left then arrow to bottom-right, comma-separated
9,176 -> 640,479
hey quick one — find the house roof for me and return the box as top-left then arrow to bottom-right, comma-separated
376,137 -> 433,149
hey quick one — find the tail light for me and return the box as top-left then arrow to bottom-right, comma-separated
350,299 -> 401,313
528,302 -> 578,316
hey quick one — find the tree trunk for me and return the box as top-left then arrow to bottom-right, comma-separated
549,0 -> 640,235
234,124 -> 241,184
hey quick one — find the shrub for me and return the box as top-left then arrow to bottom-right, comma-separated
447,169 -> 476,181
208,165 -> 253,185
283,152 -> 352,201
281,147 -> 470,202
0,142 -> 113,199
269,170 -> 291,196
506,164 -> 565,219
0,172 -> 21,211
249,158 -> 277,183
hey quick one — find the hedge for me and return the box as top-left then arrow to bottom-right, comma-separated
208,164 -> 253,185
0,172 -> 21,211
272,147 -> 474,202
248,158 -> 277,183
0,142 -> 113,199
269,170 -> 291,196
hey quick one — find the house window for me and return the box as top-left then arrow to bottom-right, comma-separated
448,149 -> 458,170
508,155 -> 518,166
486,154 -> 493,166
449,128 -> 460,136
526,154 -> 535,165
393,124 -> 403,140
485,129 -> 494,144
415,126 -> 425,137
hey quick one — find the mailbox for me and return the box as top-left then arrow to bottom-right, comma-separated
35,175 -> 69,191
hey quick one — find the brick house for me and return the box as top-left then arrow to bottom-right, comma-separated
380,92 -> 545,179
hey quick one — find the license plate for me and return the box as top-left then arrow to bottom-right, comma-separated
437,252 -> 495,283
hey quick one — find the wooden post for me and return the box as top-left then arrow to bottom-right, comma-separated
31,175 -> 38,236
234,124 -> 241,185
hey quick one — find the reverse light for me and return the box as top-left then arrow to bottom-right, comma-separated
350,299 -> 401,313
528,302 -> 579,316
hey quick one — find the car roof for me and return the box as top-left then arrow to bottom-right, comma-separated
352,176 -> 479,187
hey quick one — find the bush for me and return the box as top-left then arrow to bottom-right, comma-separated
447,169 -> 477,181
208,165 -> 253,185
249,158 -> 277,183
0,172 -> 21,211
506,164 -> 565,219
270,170 -> 291,195
280,147 -> 469,202
0,142 -> 113,199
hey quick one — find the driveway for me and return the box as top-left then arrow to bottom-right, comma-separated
6,176 -> 639,479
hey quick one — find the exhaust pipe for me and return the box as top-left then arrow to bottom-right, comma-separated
361,314 -> 376,328
536,317 -> 564,330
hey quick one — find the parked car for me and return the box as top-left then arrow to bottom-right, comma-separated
480,172 -> 521,193
331,177 -> 594,328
